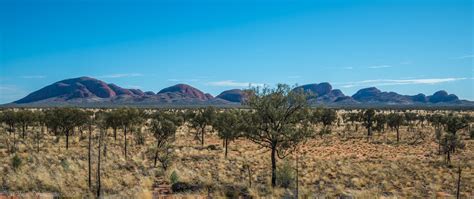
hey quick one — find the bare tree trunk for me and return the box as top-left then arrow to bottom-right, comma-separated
154,140 -> 159,167
113,128 -> 117,141
271,146 -> 277,187
201,127 -> 205,147
224,138 -> 229,158
103,141 -> 107,161
97,130 -> 102,198
66,131 -> 69,150
438,140 -> 442,155
447,150 -> 451,165
457,165 -> 462,199
13,130 -> 17,153
247,165 -> 252,188
295,149 -> 299,199
88,126 -> 92,191
396,127 -> 400,143
36,131 -> 40,153
367,126 -> 371,142
124,126 -> 127,159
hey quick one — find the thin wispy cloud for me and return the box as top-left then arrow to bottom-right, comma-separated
207,80 -> 264,87
343,67 -> 354,70
97,73 -> 143,78
339,77 -> 468,88
0,85 -> 27,102
368,65 -> 392,69
21,75 -> 46,79
0,86 -> 17,91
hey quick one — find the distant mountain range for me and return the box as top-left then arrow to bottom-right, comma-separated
3,76 -> 473,108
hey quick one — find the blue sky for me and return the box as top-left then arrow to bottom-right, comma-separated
0,0 -> 472,103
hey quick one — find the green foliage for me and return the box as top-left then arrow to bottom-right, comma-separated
373,114 -> 387,132
214,109 -> 243,141
188,106 -> 216,146
311,108 -> 337,137
439,114 -> 468,164
11,154 -> 22,170
61,158 -> 70,170
170,170 -> 179,184
404,112 -> 418,124
362,109 -> 376,139
1,110 -> 18,133
276,160 -> 294,188
362,109 -> 376,129
149,111 -> 180,169
243,84 -> 312,187
427,114 -> 444,130
387,113 -> 404,130
214,109 -> 244,157
156,143 -> 175,171
134,127 -> 146,145
470,129 -> 474,140
312,108 -> 337,127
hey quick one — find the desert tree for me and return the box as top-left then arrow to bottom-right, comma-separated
417,115 -> 426,127
44,109 -> 60,136
213,109 -> 244,158
441,114 -> 468,164
346,112 -> 362,132
1,110 -> 18,153
362,109 -> 376,141
32,111 -> 46,152
189,106 -> 216,147
15,109 -> 35,139
1,110 -> 17,135
386,113 -> 404,143
118,108 -> 145,159
404,112 -> 418,132
149,111 -> 183,169
49,108 -> 86,150
96,121 -> 107,198
373,113 -> 387,134
428,114 -> 445,151
104,110 -> 122,141
310,108 -> 337,138
242,84 -> 312,187
81,110 -> 96,191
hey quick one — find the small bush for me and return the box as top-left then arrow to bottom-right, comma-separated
170,170 -> 179,184
134,129 -> 145,145
171,182 -> 202,193
60,158 -> 69,170
223,184 -> 251,198
207,144 -> 219,150
470,130 -> 474,139
12,154 -> 22,170
277,160 -> 294,188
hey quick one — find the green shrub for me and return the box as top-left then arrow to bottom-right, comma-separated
277,160 -> 294,188
170,170 -> 179,184
134,128 -> 145,145
12,154 -> 22,170
60,158 -> 69,170
470,130 -> 474,140
223,184 -> 250,198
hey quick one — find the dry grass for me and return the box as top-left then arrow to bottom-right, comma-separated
0,115 -> 473,198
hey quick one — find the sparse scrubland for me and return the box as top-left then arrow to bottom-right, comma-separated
0,85 -> 473,198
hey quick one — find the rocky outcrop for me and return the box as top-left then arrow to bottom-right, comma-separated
157,84 -> 213,101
